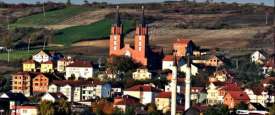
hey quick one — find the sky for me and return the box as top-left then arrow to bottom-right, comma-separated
2,0 -> 274,6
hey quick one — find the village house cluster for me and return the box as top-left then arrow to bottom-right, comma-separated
0,6 -> 274,115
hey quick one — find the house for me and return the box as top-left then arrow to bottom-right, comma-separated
40,61 -> 54,73
204,55 -> 224,67
165,77 -> 185,94
206,82 -> 225,105
65,60 -> 93,80
244,85 -> 275,107
208,69 -> 234,82
251,50 -> 267,64
41,92 -> 67,103
173,39 -> 196,57
57,57 -> 73,73
11,105 -> 38,115
0,92 -> 29,109
180,64 -> 198,76
162,55 -> 174,70
124,84 -> 160,105
111,83 -> 123,97
11,72 -> 33,97
190,87 -> 207,104
224,91 -> 250,109
32,74 -> 49,94
48,80 -> 111,102
262,56 -> 275,74
22,60 -> 36,72
32,50 -> 51,63
155,92 -> 171,113
132,68 -> 152,80
113,95 -> 140,112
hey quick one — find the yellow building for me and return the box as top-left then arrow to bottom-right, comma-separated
155,92 -> 171,113
22,60 -> 36,72
132,68 -> 152,80
40,61 -> 54,73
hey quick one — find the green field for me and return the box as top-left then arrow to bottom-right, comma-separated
0,50 -> 39,61
11,6 -> 93,27
53,19 -> 135,46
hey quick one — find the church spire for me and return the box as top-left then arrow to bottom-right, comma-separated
139,5 -> 146,27
114,5 -> 121,26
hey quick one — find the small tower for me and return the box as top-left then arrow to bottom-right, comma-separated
134,6 -> 149,65
110,6 -> 123,56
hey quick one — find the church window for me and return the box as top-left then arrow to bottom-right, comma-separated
114,46 -> 117,50
139,47 -> 142,51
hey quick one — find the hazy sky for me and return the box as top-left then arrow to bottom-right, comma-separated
3,0 -> 274,6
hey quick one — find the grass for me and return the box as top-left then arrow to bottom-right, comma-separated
53,18 -> 135,47
11,6 -> 93,27
0,50 -> 38,61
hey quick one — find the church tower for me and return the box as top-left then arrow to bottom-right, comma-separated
110,6 -> 123,56
134,6 -> 149,62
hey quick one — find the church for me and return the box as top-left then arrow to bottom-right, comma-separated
109,6 -> 161,67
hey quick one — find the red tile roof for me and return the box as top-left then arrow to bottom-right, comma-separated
125,84 -> 160,92
261,77 -> 275,85
227,91 -> 249,101
220,83 -> 242,91
157,92 -> 171,98
163,55 -> 174,61
66,60 -> 92,67
23,60 -> 35,64
113,95 -> 140,105
51,80 -> 102,87
41,60 -> 53,64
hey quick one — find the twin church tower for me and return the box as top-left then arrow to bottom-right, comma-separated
109,6 -> 149,66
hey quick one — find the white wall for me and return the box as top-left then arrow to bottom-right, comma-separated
65,67 -> 93,80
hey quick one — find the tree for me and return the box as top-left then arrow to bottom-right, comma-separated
108,56 -> 141,74
39,101 -> 55,115
204,104 -> 230,115
2,31 -> 12,48
236,101 -> 248,110
269,104 -> 275,115
55,99 -> 71,115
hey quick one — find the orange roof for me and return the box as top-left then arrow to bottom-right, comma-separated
23,60 -> 35,64
163,55 -> 174,61
125,84 -> 160,92
41,60 -> 53,64
219,83 -> 242,91
157,92 -> 171,98
227,91 -> 249,101
113,95 -> 139,105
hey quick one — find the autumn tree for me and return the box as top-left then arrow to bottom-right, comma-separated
39,101 -> 55,115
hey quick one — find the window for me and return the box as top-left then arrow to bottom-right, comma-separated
139,47 -> 142,51
114,46 -> 117,50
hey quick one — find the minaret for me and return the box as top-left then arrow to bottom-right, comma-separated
185,53 -> 192,110
109,6 -> 123,56
171,53 -> 177,115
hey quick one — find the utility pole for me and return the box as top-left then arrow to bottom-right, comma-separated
43,0 -> 46,17
28,38 -> 30,53
6,15 -> 9,30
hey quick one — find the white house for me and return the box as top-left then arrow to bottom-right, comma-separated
32,50 -> 51,63
206,82 -> 224,105
180,64 -> 198,76
41,92 -> 67,103
132,68 -> 152,80
11,105 -> 38,115
251,51 -> 267,64
123,84 -> 160,105
65,60 -> 93,80
162,55 -> 174,70
48,80 -> 111,102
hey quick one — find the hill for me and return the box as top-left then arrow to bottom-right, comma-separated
53,19 -> 135,47
11,6 -> 93,28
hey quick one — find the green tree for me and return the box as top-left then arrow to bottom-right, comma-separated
204,104 -> 230,115
55,99 -> 71,115
269,104 -> 275,115
236,101 -> 248,110
108,56 -> 141,74
39,101 -> 55,115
